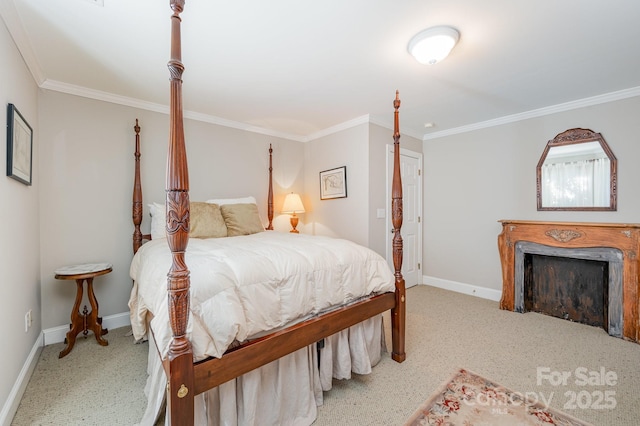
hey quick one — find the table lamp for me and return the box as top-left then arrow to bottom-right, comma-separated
281,193 -> 305,233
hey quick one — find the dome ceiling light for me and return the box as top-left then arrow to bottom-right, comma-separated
408,26 -> 460,65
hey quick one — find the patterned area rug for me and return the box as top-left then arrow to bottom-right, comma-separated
405,368 -> 593,426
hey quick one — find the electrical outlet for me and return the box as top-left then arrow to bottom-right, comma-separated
24,310 -> 32,332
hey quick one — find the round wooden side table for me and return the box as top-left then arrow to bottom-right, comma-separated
55,262 -> 112,358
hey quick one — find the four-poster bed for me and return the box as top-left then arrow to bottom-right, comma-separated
130,1 -> 406,424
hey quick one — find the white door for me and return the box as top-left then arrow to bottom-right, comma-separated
386,147 -> 422,288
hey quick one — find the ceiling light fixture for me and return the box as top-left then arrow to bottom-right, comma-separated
408,26 -> 460,65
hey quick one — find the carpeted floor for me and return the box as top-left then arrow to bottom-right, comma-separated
11,326 -> 149,425
11,285 -> 640,425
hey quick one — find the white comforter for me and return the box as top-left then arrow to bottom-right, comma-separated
129,231 -> 394,361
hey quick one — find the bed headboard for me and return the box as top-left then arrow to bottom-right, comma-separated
131,134 -> 275,254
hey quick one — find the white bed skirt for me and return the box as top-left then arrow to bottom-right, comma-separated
136,315 -> 386,426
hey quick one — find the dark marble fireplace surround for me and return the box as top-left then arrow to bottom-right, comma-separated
498,220 -> 640,343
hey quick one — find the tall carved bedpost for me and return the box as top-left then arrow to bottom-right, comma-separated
132,119 -> 143,254
166,1 -> 194,424
266,144 -> 274,230
391,91 -> 406,363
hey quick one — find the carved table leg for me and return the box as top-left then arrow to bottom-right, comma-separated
59,279 -> 85,358
59,277 -> 109,358
86,277 -> 109,345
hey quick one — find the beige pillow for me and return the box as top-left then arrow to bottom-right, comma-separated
189,202 -> 228,238
220,203 -> 265,236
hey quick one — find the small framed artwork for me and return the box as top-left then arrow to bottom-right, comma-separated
319,166 -> 347,200
6,103 -> 33,186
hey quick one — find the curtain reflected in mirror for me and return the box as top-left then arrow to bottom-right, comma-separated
537,129 -> 617,211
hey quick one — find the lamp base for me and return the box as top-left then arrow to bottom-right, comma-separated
290,214 -> 299,233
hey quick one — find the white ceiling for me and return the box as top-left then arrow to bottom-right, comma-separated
3,0 -> 640,141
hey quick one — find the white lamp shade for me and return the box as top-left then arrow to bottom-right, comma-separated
282,193 -> 305,214
408,26 -> 459,65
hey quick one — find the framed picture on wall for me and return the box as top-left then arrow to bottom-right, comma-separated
6,103 -> 33,186
319,166 -> 347,200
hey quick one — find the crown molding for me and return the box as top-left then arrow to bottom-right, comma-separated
423,86 -> 640,141
0,0 -> 45,85
39,79 -> 391,143
37,80 -> 640,145
40,79 -> 168,113
184,110 -> 308,142
303,115 -> 370,142
40,79 -> 311,141
368,115 -> 424,141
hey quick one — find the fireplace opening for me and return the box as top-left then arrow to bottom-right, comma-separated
523,253 -> 609,329
513,241 -> 623,338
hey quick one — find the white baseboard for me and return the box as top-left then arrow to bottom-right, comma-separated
422,275 -> 502,302
1,312 -> 131,426
43,311 -> 131,345
0,333 -> 43,426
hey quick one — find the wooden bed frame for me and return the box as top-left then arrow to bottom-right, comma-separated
131,2 -> 406,424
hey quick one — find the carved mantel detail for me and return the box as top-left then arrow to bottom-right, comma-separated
497,220 -> 640,343
545,229 -> 583,243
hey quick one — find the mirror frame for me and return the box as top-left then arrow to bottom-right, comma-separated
536,128 -> 617,211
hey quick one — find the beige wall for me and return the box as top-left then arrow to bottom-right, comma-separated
300,122 -> 422,260
302,124 -> 369,245
423,96 -> 640,293
0,18 -> 40,420
37,90 -> 304,330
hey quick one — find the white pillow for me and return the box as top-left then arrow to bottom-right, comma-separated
206,196 -> 256,206
148,202 -> 166,240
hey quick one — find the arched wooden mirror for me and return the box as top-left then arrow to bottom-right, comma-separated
537,128 -> 617,211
